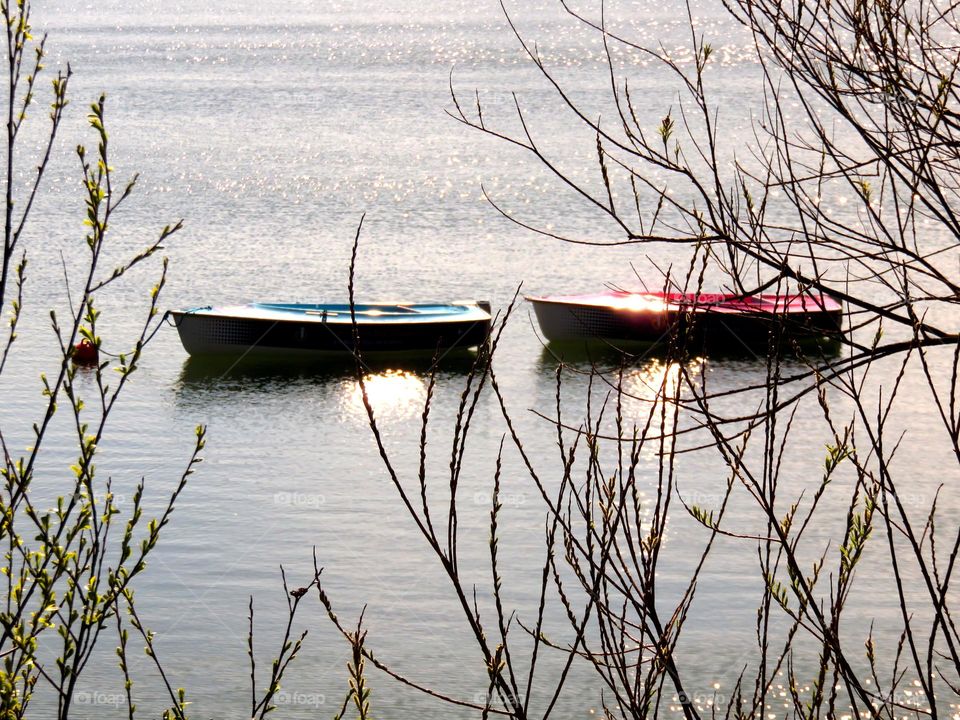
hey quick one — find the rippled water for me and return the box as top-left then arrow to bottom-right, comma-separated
2,0 -> 957,717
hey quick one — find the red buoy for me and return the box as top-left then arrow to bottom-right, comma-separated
72,338 -> 99,365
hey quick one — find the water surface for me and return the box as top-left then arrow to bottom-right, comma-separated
2,0 -> 955,717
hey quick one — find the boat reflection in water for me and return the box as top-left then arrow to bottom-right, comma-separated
535,341 -> 818,456
341,368 -> 427,423
175,350 -> 478,424
619,358 -> 700,433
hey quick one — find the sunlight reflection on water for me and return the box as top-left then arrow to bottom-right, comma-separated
342,368 -> 428,423
619,357 -> 704,438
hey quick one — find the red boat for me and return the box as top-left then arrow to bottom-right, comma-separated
526,290 -> 843,347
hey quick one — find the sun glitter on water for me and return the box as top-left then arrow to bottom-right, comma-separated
343,369 -> 427,422
621,358 -> 704,430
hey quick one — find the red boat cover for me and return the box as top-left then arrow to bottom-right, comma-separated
530,291 -> 842,315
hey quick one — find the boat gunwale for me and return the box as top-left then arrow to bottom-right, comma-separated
171,301 -> 492,326
524,292 -> 842,315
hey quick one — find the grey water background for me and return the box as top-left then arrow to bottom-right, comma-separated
2,0 -> 957,716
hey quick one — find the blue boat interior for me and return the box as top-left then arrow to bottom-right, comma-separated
254,302 -> 481,317
180,302 -> 490,324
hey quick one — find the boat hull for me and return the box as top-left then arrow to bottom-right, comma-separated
528,292 -> 843,348
171,302 -> 492,357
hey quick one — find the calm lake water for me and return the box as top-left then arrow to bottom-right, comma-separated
3,0 -> 957,717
